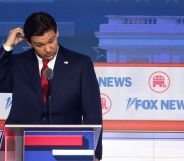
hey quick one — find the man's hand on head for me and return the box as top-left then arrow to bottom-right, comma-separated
4,27 -> 25,48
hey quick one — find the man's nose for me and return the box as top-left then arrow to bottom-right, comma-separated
45,45 -> 51,53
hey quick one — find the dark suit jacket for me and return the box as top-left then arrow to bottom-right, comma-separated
0,45 -> 102,158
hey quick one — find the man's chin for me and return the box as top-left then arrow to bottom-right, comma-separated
45,54 -> 55,60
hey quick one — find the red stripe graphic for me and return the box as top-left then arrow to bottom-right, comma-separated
24,135 -> 83,146
0,120 -> 5,130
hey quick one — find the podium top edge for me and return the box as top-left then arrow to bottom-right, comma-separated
4,124 -> 102,128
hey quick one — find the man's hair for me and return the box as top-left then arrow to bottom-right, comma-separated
24,12 -> 57,42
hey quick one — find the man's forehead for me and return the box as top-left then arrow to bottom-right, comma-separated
31,30 -> 57,44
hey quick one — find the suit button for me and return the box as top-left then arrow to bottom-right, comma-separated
42,117 -> 46,121
41,113 -> 48,123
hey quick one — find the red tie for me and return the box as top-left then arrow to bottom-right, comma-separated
41,59 -> 49,104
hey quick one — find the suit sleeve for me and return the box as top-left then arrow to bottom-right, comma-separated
81,56 -> 103,159
0,46 -> 13,92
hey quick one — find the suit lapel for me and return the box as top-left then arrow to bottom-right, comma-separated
51,46 -> 68,97
23,50 -> 44,107
23,46 -> 68,106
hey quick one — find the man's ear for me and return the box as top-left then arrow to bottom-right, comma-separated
56,30 -> 59,38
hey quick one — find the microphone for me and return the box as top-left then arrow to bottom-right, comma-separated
44,68 -> 53,124
44,67 -> 53,80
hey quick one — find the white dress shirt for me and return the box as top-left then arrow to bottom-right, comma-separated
36,47 -> 59,75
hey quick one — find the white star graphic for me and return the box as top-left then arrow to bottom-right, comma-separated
22,46 -> 31,51
92,47 -> 107,61
165,0 -> 179,3
136,0 -> 149,3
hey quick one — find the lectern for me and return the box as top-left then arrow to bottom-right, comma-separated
0,124 -> 101,161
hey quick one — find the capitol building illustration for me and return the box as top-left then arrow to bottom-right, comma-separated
95,15 -> 184,63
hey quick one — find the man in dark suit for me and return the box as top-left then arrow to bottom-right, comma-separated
0,12 -> 102,160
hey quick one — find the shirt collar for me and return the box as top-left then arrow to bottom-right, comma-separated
36,46 -> 59,74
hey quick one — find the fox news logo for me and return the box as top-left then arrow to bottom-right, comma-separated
127,98 -> 184,110
98,76 -> 132,87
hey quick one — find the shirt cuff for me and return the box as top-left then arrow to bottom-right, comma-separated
3,44 -> 13,51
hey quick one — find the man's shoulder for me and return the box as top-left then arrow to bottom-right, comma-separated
60,46 -> 91,62
13,48 -> 34,59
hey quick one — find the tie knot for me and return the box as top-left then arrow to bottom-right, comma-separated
42,59 -> 49,68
